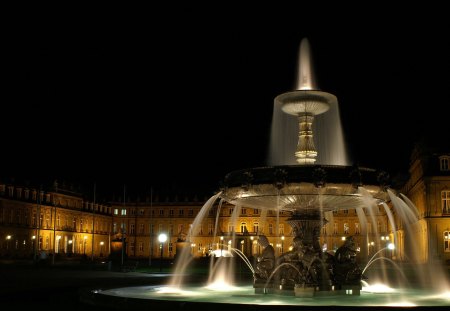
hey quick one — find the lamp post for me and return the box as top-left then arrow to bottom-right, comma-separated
31,235 -> 36,255
158,233 -> 167,272
191,243 -> 196,256
100,241 -> 104,257
220,236 -> 224,257
6,235 -> 11,251
281,235 -> 285,254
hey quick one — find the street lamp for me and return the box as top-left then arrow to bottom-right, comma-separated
220,236 -> 224,257
6,235 -> 11,250
191,243 -> 196,256
100,241 -> 104,257
281,235 -> 285,254
158,233 -> 167,272
31,235 -> 36,254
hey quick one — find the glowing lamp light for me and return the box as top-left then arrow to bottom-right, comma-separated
158,233 -> 168,243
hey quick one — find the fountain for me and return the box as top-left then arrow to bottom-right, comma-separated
84,38 -> 450,309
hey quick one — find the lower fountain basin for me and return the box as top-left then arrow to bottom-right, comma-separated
83,283 -> 450,310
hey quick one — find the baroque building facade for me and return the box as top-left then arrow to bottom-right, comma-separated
1,148 -> 449,264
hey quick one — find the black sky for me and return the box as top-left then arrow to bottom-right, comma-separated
3,7 -> 449,200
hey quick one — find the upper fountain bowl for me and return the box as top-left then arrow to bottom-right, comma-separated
276,90 -> 335,116
220,165 -> 391,212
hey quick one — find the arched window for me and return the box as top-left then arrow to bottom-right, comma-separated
253,222 -> 259,233
240,222 -> 247,233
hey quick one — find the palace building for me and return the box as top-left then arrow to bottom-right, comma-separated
1,145 -> 449,264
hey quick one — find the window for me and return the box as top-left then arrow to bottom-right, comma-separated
269,223 -> 273,235
139,209 -> 144,215
139,223 -> 144,234
241,208 -> 246,215
333,222 -> 338,235
442,191 -> 450,214
121,209 -> 127,216
344,223 -> 349,234
253,209 -> 259,215
114,209 -> 118,215
159,209 -> 164,216
208,223 -> 214,235
444,231 -> 450,252
253,222 -> 259,233
228,224 -> 234,232
130,224 -> 135,234
169,209 -> 174,217
188,209 -> 193,216
178,209 -> 184,216
229,208 -> 234,215
169,224 -> 174,236
240,222 -> 247,233
279,224 -> 284,235
440,156 -> 449,171
138,242 -> 144,252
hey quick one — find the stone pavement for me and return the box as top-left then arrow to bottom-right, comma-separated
0,260 -> 174,310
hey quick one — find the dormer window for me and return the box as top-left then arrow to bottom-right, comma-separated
440,156 -> 449,171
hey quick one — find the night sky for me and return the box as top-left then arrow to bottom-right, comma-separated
3,7 -> 449,200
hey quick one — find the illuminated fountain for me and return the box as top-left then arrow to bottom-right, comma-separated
85,38 -> 450,309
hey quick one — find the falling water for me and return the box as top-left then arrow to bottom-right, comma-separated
169,192 -> 222,288
268,38 -> 348,166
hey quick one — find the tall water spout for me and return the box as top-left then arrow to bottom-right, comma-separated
269,38 -> 348,166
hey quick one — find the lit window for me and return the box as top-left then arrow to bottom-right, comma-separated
114,209 -> 118,215
121,209 -> 127,216
253,222 -> 259,233
444,231 -> 450,252
241,222 -> 247,233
